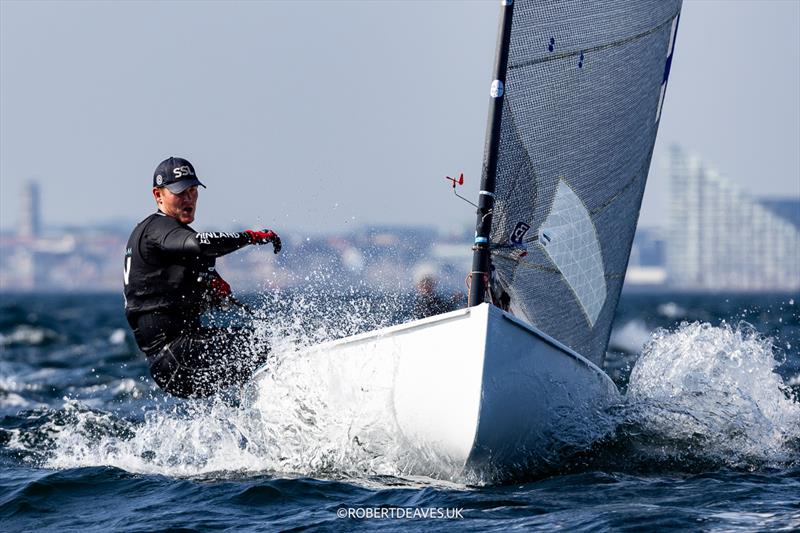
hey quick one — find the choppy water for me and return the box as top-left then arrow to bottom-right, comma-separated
1,291 -> 799,531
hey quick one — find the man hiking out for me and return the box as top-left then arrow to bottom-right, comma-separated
123,156 -> 281,398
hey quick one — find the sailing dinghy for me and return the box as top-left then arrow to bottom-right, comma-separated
248,0 -> 682,479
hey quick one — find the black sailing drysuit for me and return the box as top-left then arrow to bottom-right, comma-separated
123,211 -> 264,398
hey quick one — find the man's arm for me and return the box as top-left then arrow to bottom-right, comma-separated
159,226 -> 250,257
156,224 -> 281,258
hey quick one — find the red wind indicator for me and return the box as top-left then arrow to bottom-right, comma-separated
446,172 -> 478,208
445,173 -> 465,188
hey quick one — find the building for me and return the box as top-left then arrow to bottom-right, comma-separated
18,181 -> 42,240
666,145 -> 800,291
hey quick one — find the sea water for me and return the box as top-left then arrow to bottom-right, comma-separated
1,291 -> 798,531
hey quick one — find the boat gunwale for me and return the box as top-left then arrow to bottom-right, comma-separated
252,303 -> 616,394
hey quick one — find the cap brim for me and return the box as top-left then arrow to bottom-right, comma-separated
164,178 -> 206,194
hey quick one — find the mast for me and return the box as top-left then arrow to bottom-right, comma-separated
468,0 -> 515,307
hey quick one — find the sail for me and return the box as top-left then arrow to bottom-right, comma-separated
488,0 -> 682,365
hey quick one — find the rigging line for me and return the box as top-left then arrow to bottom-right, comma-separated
508,12 -> 680,72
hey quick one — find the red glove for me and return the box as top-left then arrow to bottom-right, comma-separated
245,229 -> 282,254
209,276 -> 232,301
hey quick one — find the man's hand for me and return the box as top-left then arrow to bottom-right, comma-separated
209,276 -> 232,301
245,229 -> 282,253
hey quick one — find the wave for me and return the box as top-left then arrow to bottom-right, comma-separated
0,325 -> 62,347
618,321 -> 800,469
6,311 -> 798,483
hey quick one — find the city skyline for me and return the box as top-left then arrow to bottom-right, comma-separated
2,146 -> 798,294
1,1 -> 798,235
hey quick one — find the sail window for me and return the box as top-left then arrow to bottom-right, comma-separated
538,180 -> 607,326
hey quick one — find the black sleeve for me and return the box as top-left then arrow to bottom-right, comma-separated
156,225 -> 252,258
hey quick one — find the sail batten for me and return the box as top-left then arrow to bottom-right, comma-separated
488,0 -> 682,365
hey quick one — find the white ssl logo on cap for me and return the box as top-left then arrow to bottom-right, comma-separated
173,166 -> 195,178
155,175 -> 163,185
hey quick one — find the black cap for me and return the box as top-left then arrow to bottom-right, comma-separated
153,157 -> 207,194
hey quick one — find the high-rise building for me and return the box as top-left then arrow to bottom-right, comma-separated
667,146 -> 800,291
19,180 -> 41,239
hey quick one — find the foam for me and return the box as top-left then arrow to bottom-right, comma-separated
625,321 -> 800,467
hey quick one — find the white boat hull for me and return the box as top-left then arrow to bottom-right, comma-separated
248,303 -> 619,480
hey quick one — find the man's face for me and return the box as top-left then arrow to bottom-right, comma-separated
418,278 -> 435,296
153,186 -> 199,224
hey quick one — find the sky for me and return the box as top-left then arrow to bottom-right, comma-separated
1,0 -> 798,235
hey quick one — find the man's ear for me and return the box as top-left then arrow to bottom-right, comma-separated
152,187 -> 162,205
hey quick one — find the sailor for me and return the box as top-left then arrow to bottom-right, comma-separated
412,275 -> 459,319
123,156 -> 281,398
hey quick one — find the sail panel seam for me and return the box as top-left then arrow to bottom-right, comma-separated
508,12 -> 679,72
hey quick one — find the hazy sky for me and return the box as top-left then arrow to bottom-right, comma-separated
1,0 -> 798,234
